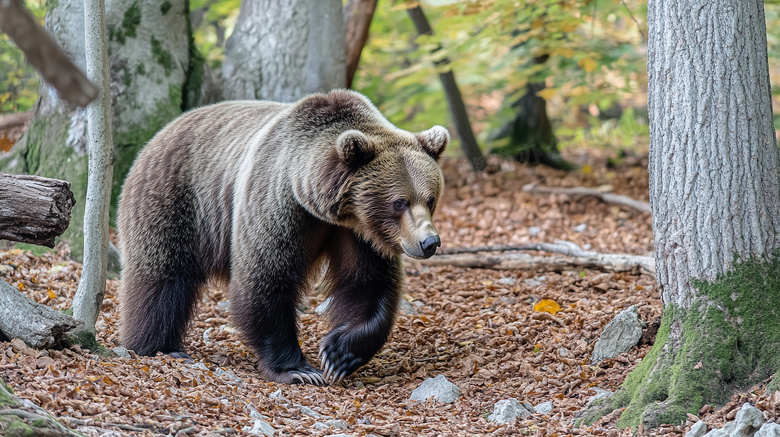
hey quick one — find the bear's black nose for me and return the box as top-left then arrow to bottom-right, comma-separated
420,235 -> 441,258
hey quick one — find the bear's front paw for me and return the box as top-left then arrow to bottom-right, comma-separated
262,362 -> 326,386
319,326 -> 368,385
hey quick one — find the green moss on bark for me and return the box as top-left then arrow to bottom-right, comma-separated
122,2 -> 141,39
151,36 -> 173,76
581,252 -> 780,430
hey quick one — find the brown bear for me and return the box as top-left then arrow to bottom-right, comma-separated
118,90 -> 448,385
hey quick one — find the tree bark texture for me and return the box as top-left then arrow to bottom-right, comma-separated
0,0 -> 98,107
582,0 -> 780,429
407,6 -> 485,173
72,0 -> 115,331
344,0 -> 377,89
648,0 -> 780,307
0,280 -> 83,349
0,173 -> 75,247
0,0 -> 190,260
222,0 -> 346,102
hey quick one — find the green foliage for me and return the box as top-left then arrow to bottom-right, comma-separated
150,36 -> 174,75
122,2 -> 142,39
354,0 -> 648,152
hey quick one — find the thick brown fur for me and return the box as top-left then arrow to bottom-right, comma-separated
118,90 -> 448,385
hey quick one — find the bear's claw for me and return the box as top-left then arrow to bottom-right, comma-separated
319,342 -> 365,385
290,371 -> 326,386
262,361 -> 326,386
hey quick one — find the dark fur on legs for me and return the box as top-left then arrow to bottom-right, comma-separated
319,228 -> 404,384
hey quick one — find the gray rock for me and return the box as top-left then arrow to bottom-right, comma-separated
214,367 -> 241,384
246,419 -> 275,436
497,277 -> 516,285
557,347 -> 571,358
313,419 -> 349,431
584,388 -> 614,408
487,398 -> 532,424
528,226 -> 541,237
590,305 -> 643,364
217,300 -> 231,313
523,276 -> 547,288
704,422 -> 735,437
398,299 -> 416,315
295,404 -> 328,419
315,297 -> 333,315
110,346 -> 130,358
248,407 -> 269,421
734,403 -> 764,436
573,223 -> 587,233
190,362 -> 209,371
685,420 -> 708,437
534,401 -> 554,414
410,375 -> 461,403
756,423 -> 780,437
203,327 -> 214,344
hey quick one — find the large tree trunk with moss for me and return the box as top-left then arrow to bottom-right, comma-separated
222,0 -> 346,102
0,0 -> 190,260
583,0 -> 780,430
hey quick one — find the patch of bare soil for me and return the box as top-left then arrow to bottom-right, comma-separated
0,154 -> 750,436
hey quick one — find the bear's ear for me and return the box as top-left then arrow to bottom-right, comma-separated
416,126 -> 449,160
337,130 -> 376,167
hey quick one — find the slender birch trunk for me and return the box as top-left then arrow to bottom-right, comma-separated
72,0 -> 115,331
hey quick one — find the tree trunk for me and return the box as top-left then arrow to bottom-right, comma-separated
72,0 -> 114,332
582,0 -> 780,429
344,0 -> 377,89
490,56 -> 572,170
222,0 -> 346,102
0,173 -> 75,247
0,0 -> 191,260
407,6 -> 485,173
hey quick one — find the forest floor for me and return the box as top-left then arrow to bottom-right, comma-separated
0,151 -> 777,436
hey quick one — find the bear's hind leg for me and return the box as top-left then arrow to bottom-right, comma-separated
319,229 -> 404,385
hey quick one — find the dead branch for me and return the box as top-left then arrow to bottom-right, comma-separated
0,0 -> 98,107
0,173 -> 75,247
522,183 -> 651,213
0,111 -> 32,131
410,240 -> 655,275
0,279 -> 83,349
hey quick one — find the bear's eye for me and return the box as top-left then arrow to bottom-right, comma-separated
393,199 -> 408,212
427,196 -> 436,210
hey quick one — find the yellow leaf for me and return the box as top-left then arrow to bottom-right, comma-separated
579,58 -> 597,73
582,164 -> 593,175
103,376 -> 113,385
552,47 -> 575,58
531,18 -> 544,29
534,299 -> 561,315
536,88 -> 557,100
47,289 -> 56,300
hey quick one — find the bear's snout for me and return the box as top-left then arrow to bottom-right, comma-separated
420,235 -> 441,258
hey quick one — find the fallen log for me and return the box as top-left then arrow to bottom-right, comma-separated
409,241 -> 655,275
522,183 -> 651,213
0,279 -> 83,349
0,173 -> 75,247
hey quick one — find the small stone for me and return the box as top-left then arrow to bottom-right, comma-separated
203,327 -> 213,344
528,226 -> 541,237
705,422 -> 735,437
585,388 -> 614,408
534,401 -> 554,414
487,398 -> 532,424
296,404 -> 327,419
756,422 -> 780,437
354,381 -> 365,389
315,297 -> 333,315
320,419 -> 349,430
217,300 -> 231,313
557,347 -> 571,357
685,420 -> 708,437
398,299 -> 416,315
248,407 -> 269,421
269,389 -> 286,402
214,367 -> 241,384
110,346 -> 131,358
247,419 -> 275,436
190,362 -> 209,371
497,277 -> 516,285
410,375 -> 461,403
590,305 -> 643,364
734,403 -> 764,436
573,223 -> 587,233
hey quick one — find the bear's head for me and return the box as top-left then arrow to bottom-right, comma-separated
334,125 -> 448,259
291,91 -> 449,259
